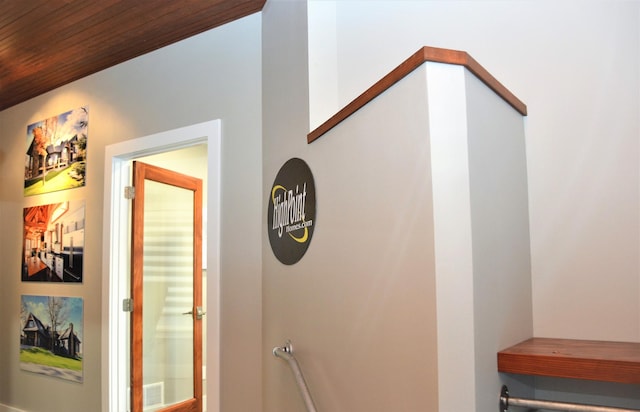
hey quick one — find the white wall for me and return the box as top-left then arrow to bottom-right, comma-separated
261,1 -> 314,411
263,4 -> 533,411
464,68 -> 534,410
0,14 -> 262,412
309,0 -> 640,343
263,11 -> 442,407
0,1 -> 637,411
307,0 -> 639,408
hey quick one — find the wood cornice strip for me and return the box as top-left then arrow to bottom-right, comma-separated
307,46 -> 527,144
498,337 -> 640,384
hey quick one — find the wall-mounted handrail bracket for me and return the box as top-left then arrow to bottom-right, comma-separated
273,339 -> 318,412
500,385 -> 640,412
273,339 -> 294,355
499,385 -> 510,412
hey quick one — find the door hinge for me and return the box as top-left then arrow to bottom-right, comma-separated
122,298 -> 133,312
124,186 -> 135,199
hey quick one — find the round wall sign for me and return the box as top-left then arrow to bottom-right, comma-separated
267,158 -> 316,265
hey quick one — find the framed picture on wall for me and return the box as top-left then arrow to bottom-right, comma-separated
20,295 -> 84,383
24,106 -> 88,196
22,200 -> 85,283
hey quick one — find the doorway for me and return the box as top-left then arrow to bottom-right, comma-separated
102,121 -> 221,412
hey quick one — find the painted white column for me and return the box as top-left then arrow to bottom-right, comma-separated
427,62 -> 478,412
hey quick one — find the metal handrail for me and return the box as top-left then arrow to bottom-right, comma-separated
273,340 -> 318,412
500,385 -> 640,412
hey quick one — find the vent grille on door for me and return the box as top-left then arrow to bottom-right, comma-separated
143,381 -> 165,410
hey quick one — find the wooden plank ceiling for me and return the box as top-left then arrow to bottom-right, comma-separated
0,0 -> 265,112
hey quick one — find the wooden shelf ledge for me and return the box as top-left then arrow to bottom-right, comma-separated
498,338 -> 640,384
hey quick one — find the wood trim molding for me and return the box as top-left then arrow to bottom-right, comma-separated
307,46 -> 527,144
498,338 -> 640,384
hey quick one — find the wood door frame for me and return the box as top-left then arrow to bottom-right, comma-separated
131,161 -> 203,412
102,121 -> 221,412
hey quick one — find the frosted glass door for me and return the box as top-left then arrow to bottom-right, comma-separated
131,161 -> 203,412
143,179 -> 194,408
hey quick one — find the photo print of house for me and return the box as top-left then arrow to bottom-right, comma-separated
22,200 -> 85,282
24,106 -> 88,196
20,295 -> 83,383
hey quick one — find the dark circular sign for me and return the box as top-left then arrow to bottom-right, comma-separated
267,158 -> 316,265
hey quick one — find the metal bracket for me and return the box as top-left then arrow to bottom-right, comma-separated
500,385 -> 509,412
272,339 -> 293,358
122,298 -> 133,312
124,185 -> 135,199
